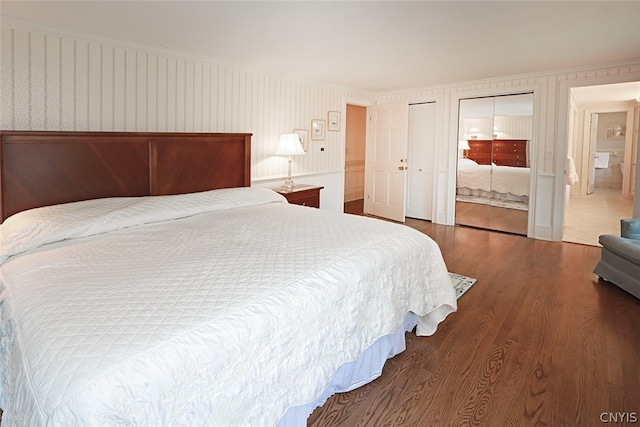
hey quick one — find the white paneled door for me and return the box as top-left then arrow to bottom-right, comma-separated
364,102 -> 409,222
406,102 -> 436,221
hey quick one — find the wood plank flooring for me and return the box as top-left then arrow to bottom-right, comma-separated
563,189 -> 634,246
308,201 -> 640,426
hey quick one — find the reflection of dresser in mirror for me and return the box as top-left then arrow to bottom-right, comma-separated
467,139 -> 528,167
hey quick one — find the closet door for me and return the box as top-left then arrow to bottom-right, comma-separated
406,102 -> 436,220
456,94 -> 532,235
456,97 -> 495,231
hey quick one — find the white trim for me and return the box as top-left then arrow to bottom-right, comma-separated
555,72 -> 640,241
407,94 -> 446,223
251,169 -> 344,183
376,59 -> 640,98
578,105 -> 635,198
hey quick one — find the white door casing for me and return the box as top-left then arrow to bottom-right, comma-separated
364,102 -> 409,222
587,112 -> 598,195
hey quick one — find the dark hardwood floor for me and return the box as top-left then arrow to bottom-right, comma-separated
308,200 -> 640,426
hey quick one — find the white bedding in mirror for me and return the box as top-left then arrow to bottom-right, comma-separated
457,159 -> 530,198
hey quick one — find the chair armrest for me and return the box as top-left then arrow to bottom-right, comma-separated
599,234 -> 640,264
621,219 -> 640,240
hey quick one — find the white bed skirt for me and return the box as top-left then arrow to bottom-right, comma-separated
278,312 -> 419,426
457,188 -> 528,211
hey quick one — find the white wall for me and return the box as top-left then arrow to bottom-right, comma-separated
0,20 -> 374,212
2,19 -> 640,237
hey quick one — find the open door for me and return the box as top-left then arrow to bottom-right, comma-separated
587,113 -> 598,195
364,102 -> 409,222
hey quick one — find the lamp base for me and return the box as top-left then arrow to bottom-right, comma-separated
282,157 -> 295,191
282,178 -> 295,191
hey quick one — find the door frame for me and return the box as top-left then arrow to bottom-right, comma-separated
449,85 -> 541,236
586,112 -> 599,195
556,75 -> 640,241
341,96 -> 374,211
361,95 -> 445,223
579,104 -> 636,198
406,101 -> 438,221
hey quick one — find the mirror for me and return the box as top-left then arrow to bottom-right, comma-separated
455,93 -> 533,235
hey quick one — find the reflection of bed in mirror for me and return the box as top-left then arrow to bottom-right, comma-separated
457,139 -> 530,211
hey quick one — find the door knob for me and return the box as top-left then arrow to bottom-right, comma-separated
398,166 -> 405,171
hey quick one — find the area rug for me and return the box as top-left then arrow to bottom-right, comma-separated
449,273 -> 477,299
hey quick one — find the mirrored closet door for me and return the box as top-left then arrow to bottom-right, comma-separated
455,93 -> 533,235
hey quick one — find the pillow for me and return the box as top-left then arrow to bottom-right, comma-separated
0,187 -> 286,265
458,158 -> 478,167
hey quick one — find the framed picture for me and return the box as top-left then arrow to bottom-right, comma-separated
293,129 -> 309,152
311,119 -> 325,140
328,111 -> 341,131
605,123 -> 626,140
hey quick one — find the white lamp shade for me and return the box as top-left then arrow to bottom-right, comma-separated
458,140 -> 471,150
276,133 -> 305,156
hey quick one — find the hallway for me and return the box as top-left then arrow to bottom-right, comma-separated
563,188 -> 634,246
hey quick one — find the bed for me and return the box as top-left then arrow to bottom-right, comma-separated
0,131 -> 457,426
456,158 -> 530,209
457,138 -> 530,209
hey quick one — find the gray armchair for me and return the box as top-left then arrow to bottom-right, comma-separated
593,218 -> 640,299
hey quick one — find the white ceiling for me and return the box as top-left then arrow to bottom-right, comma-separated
573,81 -> 640,105
2,1 -> 639,97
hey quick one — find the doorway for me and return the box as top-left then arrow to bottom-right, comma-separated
345,101 -> 438,221
344,104 -> 367,214
563,82 -> 639,246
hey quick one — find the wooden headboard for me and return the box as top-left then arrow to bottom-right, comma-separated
466,139 -> 528,168
0,131 -> 251,222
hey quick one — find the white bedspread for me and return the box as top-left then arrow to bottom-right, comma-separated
457,159 -> 530,197
0,187 -> 456,426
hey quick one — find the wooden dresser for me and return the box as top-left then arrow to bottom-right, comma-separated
467,140 -> 492,165
467,139 -> 528,167
272,185 -> 323,208
492,139 -> 528,167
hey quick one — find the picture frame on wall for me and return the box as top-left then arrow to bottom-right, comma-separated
328,111 -> 341,131
311,119 -> 325,140
604,123 -> 626,140
293,129 -> 309,152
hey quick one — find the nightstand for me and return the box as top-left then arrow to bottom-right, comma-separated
273,185 -> 324,208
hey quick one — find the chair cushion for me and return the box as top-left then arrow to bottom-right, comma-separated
599,234 -> 640,265
620,219 -> 640,240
